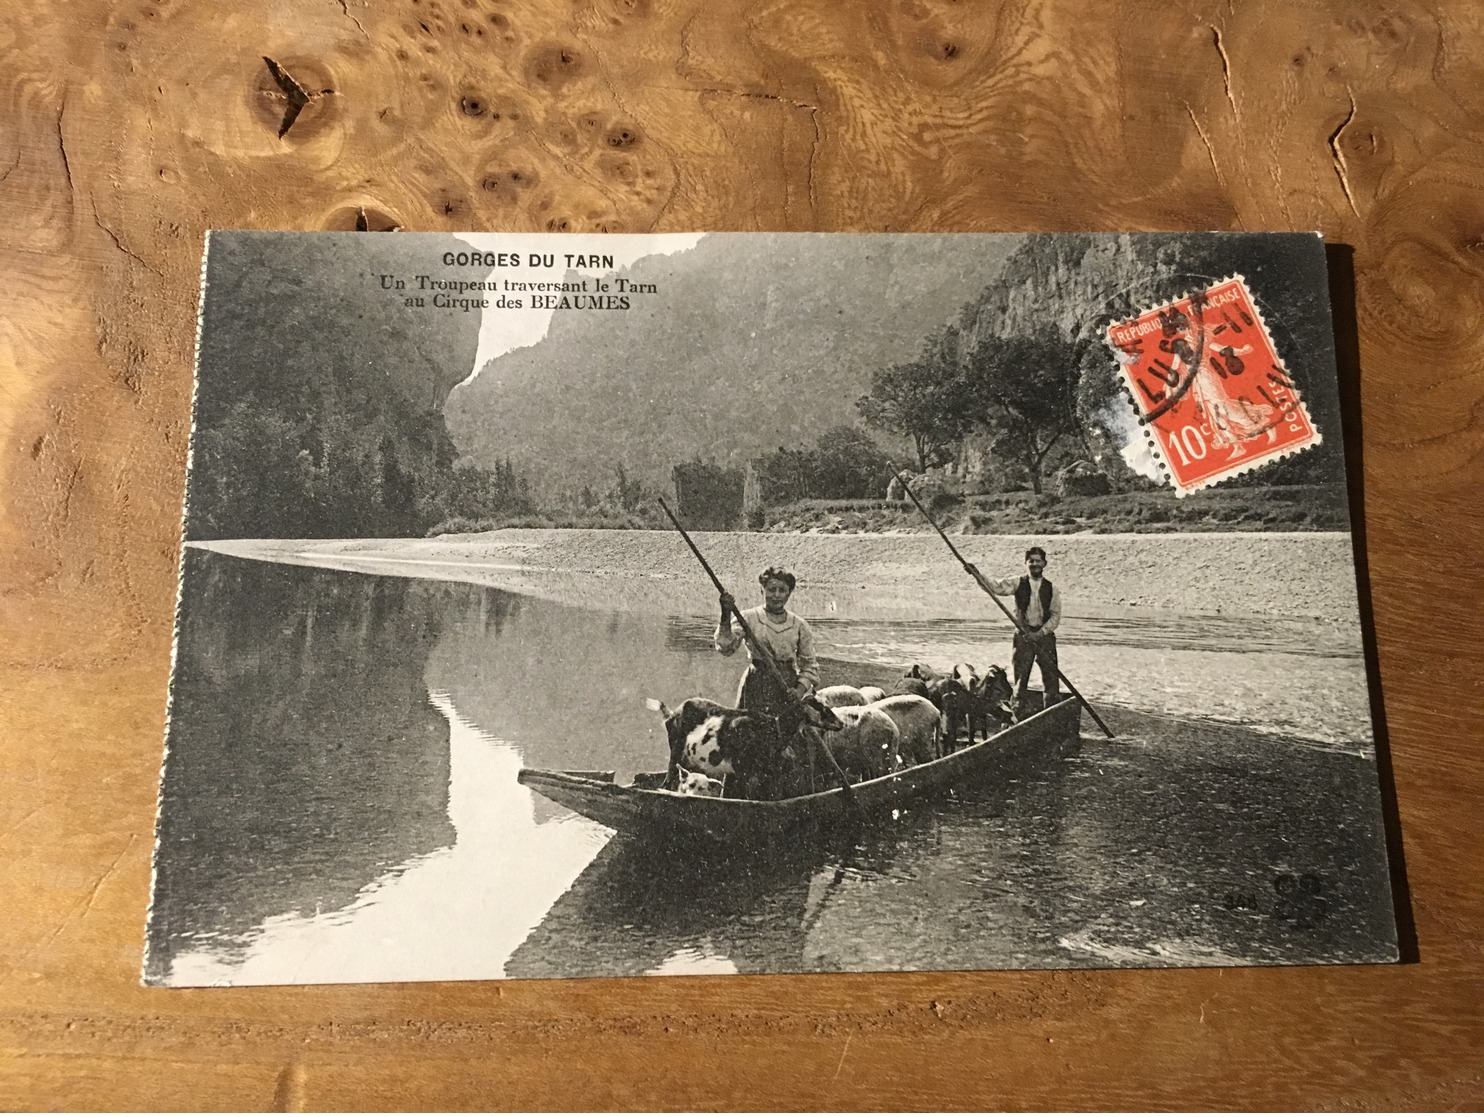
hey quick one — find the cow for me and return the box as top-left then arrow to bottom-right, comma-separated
817,705 -> 903,784
815,684 -> 868,709
968,664 -> 1016,741
865,694 -> 941,766
675,767 -> 725,797
858,685 -> 887,704
645,695 -> 843,800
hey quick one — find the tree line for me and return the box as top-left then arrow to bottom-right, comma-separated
186,382 -> 538,540
673,233 -> 1345,523
856,323 -> 1088,494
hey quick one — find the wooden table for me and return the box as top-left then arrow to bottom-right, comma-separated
3,0 -> 1481,1109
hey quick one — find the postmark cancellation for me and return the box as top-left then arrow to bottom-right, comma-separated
1107,275 -> 1321,496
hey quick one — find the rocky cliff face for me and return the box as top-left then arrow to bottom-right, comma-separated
959,233 -> 1346,485
187,232 -> 482,538
183,232 -> 1341,540
196,232 -> 480,418
443,233 -> 1020,496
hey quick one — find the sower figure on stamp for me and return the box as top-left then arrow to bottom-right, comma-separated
986,546 -> 1062,715
715,565 -> 820,718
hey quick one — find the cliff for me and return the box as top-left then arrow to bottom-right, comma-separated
186,232 -> 483,538
444,233 -> 1019,496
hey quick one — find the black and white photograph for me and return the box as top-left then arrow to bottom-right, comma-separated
144,230 -> 1398,986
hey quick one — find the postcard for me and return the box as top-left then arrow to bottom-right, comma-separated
144,231 -> 1397,985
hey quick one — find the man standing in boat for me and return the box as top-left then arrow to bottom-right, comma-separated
716,566 -> 819,717
985,546 -> 1062,713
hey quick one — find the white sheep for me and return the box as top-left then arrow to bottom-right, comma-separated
865,694 -> 942,766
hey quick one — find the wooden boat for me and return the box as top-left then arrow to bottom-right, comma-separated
517,696 -> 1082,844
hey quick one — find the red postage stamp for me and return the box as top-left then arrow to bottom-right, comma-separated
1106,275 -> 1321,496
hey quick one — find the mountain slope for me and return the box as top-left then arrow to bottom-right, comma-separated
445,233 -> 1017,494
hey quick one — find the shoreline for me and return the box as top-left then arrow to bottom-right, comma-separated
185,529 -> 1374,746
189,527 -> 1367,626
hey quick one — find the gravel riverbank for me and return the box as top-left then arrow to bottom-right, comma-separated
196,528 -> 1366,625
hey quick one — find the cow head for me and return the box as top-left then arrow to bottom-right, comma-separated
767,695 -> 844,750
748,697 -> 843,799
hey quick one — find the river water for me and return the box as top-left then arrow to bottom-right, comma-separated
145,548 -> 1397,985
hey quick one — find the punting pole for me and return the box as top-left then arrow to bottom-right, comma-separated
655,496 -> 865,812
888,463 -> 1116,740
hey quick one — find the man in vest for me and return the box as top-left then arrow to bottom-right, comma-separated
985,546 -> 1062,712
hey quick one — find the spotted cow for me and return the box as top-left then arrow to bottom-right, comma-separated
646,696 -> 843,800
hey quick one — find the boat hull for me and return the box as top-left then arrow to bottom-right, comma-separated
518,697 -> 1082,844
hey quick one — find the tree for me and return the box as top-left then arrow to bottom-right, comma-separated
439,457 -> 537,521
610,464 -> 649,511
962,326 -> 1085,494
856,327 -> 973,470
810,425 -> 895,498
673,459 -> 746,529
748,426 -> 894,503
751,445 -> 812,505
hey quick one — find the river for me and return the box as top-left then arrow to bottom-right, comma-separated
144,545 -> 1397,985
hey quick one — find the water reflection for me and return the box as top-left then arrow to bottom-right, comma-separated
147,551 -> 1395,986
506,836 -> 823,978
146,551 -> 460,982
505,707 -> 1396,978
165,691 -> 610,985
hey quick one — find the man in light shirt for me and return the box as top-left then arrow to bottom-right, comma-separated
985,546 -> 1062,712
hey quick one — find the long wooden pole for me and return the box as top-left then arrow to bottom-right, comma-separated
889,464 -> 1116,739
655,497 -> 864,809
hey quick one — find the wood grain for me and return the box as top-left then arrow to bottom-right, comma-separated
3,0 -> 1483,1108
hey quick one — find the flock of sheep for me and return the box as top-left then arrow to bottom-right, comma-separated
808,662 -> 1019,785
657,662 -> 1019,800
